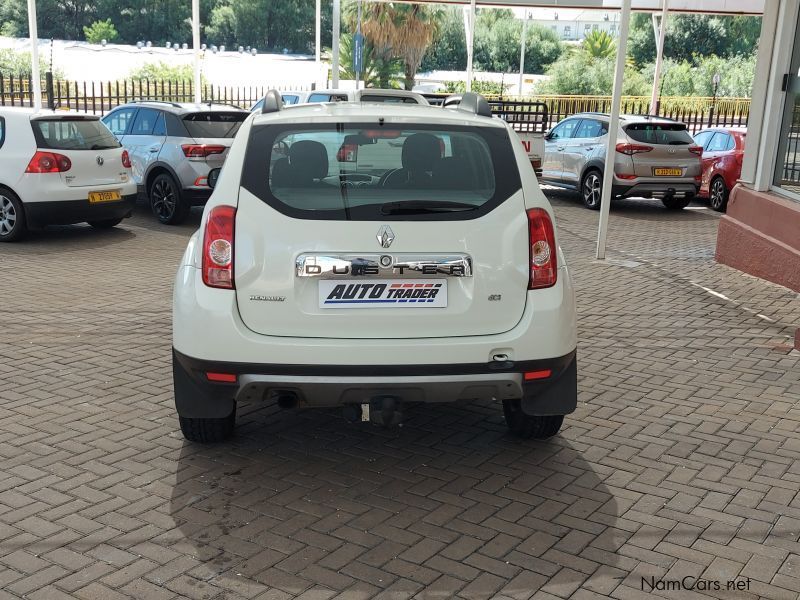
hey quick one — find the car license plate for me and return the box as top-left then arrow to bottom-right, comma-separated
319,279 -> 447,308
653,168 -> 682,176
88,190 -> 121,203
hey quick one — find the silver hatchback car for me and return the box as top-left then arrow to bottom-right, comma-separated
102,101 -> 249,224
541,113 -> 702,210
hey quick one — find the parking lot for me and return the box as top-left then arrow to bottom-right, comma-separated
1,192 -> 799,600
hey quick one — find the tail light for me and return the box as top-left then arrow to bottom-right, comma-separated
202,205 -> 236,289
527,208 -> 557,289
615,143 -> 653,155
182,144 -> 226,158
121,150 -> 132,168
336,143 -> 358,162
688,145 -> 703,156
25,151 -> 71,173
531,158 -> 542,171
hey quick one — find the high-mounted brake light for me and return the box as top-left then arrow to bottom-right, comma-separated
182,144 -> 226,158
202,205 -> 236,289
527,208 -> 557,289
688,145 -> 703,156
121,150 -> 132,168
25,151 -> 72,173
615,142 -> 653,155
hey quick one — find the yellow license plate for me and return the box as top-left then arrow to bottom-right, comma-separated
653,168 -> 682,176
88,190 -> 121,203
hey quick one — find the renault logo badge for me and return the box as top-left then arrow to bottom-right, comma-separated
377,225 -> 395,248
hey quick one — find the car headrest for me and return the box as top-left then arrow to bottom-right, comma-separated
401,133 -> 441,173
289,140 -> 328,181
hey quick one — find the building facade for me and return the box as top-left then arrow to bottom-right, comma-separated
524,9 -> 620,41
716,0 -> 800,293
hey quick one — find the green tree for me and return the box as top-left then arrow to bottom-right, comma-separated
420,6 -> 466,71
582,30 -> 616,59
83,18 -> 118,44
128,61 -> 195,80
538,52 -> 649,96
0,48 -> 63,77
336,33 -> 401,88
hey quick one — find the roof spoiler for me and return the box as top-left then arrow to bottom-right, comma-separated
442,92 -> 491,118
261,90 -> 283,114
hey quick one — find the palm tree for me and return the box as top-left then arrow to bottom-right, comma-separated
343,2 -> 441,90
336,33 -> 402,88
582,30 -> 616,59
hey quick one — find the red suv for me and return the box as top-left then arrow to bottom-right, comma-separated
693,127 -> 746,212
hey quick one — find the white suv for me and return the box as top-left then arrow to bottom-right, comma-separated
0,108 -> 136,241
172,92 -> 577,443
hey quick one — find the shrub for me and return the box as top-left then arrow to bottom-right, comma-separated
83,19 -> 119,45
537,53 -> 649,96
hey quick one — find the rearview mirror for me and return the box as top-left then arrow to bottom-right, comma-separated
208,168 -> 221,190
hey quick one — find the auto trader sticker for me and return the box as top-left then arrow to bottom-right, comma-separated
319,279 -> 447,308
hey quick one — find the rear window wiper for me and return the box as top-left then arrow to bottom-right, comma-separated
380,200 -> 477,215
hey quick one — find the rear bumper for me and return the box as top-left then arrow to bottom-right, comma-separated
182,187 -> 212,205
612,182 -> 698,199
173,347 -> 577,418
24,194 -> 137,227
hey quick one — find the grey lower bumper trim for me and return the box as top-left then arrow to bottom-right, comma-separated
236,373 -> 523,407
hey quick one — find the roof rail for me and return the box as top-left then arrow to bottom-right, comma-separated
261,90 -> 283,114
442,92 -> 492,118
129,99 -> 183,108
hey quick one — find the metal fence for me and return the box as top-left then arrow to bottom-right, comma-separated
1,72 -> 750,134
0,72 -> 315,114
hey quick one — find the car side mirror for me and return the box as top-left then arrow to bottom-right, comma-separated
208,168 -> 221,190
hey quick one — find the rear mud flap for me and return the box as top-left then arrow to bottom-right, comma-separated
521,352 -> 577,416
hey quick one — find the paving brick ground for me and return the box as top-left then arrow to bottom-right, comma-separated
1,192 -> 799,600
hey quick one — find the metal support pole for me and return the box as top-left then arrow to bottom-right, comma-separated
649,0 -> 668,115
27,0 -> 42,110
465,0 -> 476,92
518,13 -> 528,96
332,0 -> 341,88
315,0 -> 321,64
596,0 -> 632,260
192,0 -> 201,103
355,0 -> 362,90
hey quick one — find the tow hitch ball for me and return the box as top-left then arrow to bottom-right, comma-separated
342,396 -> 403,428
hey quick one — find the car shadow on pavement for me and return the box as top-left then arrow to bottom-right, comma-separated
6,223 -> 136,252
168,401 -> 624,598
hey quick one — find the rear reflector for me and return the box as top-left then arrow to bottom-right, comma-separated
615,173 -> 637,180
206,372 -> 237,383
524,369 -> 552,381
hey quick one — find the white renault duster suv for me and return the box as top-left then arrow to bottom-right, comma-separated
172,91 -> 577,443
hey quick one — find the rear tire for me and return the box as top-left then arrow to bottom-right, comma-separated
709,177 -> 729,212
149,173 -> 189,225
661,197 -> 692,210
179,409 -> 235,443
580,170 -> 602,210
0,190 -> 26,243
88,218 -> 123,229
503,400 -> 564,439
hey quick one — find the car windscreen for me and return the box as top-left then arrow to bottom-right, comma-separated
624,122 -> 694,145
32,118 -> 120,150
241,123 -> 521,221
182,112 -> 247,138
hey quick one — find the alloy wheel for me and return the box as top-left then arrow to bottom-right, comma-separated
583,173 -> 602,209
151,179 -> 177,221
0,196 -> 17,237
710,179 -> 726,211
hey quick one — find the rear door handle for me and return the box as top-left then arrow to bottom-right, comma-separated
556,146 -> 565,151
149,145 -> 160,153
584,146 -> 594,151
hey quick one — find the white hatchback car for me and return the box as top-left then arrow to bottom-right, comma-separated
173,92 -> 577,443
0,108 -> 137,241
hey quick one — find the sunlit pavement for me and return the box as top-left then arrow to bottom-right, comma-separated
1,192 -> 798,599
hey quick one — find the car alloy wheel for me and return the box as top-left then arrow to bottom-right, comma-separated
710,178 -> 727,211
582,172 -> 602,210
151,178 -> 177,221
0,195 -> 18,237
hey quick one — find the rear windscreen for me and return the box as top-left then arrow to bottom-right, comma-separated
624,123 -> 694,145
360,95 -> 419,104
241,123 -> 521,221
32,118 -> 120,150
183,112 -> 247,138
